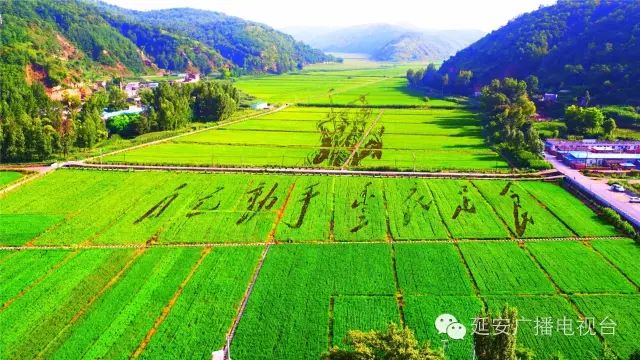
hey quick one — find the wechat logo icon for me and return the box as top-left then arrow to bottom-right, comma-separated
435,314 -> 467,340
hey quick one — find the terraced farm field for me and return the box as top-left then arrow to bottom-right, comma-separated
5,61 -> 640,360
3,163 -> 637,357
0,247 -> 261,359
0,170 -> 620,245
234,74 -> 385,104
303,77 -> 432,106
99,105 -> 508,171
2,239 -> 636,359
0,171 -> 22,187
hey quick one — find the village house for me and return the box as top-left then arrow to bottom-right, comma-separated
545,139 -> 640,169
250,101 -> 271,110
124,82 -> 140,99
561,151 -> 640,170
183,73 -> 201,84
101,106 -> 144,121
545,139 -> 640,155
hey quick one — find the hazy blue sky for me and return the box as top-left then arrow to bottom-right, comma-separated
102,0 -> 556,31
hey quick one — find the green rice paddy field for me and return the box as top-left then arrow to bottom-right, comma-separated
234,65 -> 439,106
1,169 -> 638,359
103,68 -> 497,171
2,240 -> 639,359
5,61 -> 640,360
101,107 -> 508,171
0,171 -> 22,187
0,169 -> 620,245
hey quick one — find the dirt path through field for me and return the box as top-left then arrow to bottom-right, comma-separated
63,162 -> 563,180
132,247 -> 211,358
0,166 -> 55,198
341,110 -> 385,170
226,243 -> 272,356
0,236 -> 628,252
35,248 -> 146,359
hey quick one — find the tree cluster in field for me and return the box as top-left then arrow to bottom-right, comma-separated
406,64 -> 473,95
601,106 -> 640,130
0,72 -> 240,163
479,78 -> 548,170
424,0 -> 640,105
474,306 -> 519,360
107,81 -> 240,138
324,323 -> 444,360
563,106 -> 616,139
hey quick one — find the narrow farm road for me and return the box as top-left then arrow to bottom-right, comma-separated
341,110 -> 385,170
0,236 -> 627,252
545,152 -> 640,227
63,161 -> 563,180
0,165 -> 57,197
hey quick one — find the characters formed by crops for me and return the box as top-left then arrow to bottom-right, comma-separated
350,181 -> 376,233
501,182 -> 534,237
452,185 -> 476,220
285,183 -> 320,229
135,183 -> 187,224
187,186 -> 225,218
237,182 -> 279,224
402,184 -> 434,227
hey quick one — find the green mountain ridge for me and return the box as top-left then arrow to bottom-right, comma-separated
0,0 -> 332,88
437,0 -> 640,105
110,7 -> 332,74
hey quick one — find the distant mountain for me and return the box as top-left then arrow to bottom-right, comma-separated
437,0 -> 640,104
373,31 -> 485,62
0,0 -> 331,89
285,24 -> 484,62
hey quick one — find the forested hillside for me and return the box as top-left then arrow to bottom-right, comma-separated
435,0 -> 640,105
0,0 -> 331,87
110,7 -> 333,74
0,0 -> 331,163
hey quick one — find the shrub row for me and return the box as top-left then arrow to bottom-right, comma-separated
599,207 -> 640,242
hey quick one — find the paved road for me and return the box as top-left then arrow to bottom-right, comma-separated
545,153 -> 640,227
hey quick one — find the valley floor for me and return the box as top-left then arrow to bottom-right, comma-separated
0,169 -> 638,359
2,61 -> 639,360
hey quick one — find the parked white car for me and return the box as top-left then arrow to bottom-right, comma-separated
630,197 -> 640,203
611,184 -> 625,192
